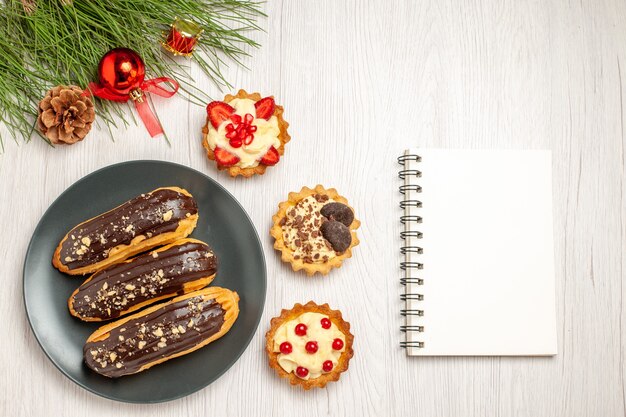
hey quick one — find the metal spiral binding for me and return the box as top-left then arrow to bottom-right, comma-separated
400,341 -> 425,348
400,325 -> 424,332
398,153 -> 424,349
400,215 -> 422,224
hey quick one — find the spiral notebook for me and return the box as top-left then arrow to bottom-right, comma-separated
398,149 -> 557,356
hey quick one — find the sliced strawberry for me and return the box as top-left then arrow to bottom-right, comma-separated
259,146 -> 280,166
207,101 -> 235,129
214,146 -> 240,167
254,97 -> 275,120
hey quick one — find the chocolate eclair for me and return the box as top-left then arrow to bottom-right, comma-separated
84,287 -> 239,378
53,187 -> 199,275
69,239 -> 218,322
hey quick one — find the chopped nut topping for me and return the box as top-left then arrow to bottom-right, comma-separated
115,363 -> 123,369
157,341 -> 167,348
64,256 -> 72,262
162,210 -> 173,221
109,352 -> 117,362
81,237 -> 91,246
137,341 -> 147,349
125,284 -> 136,291
152,327 -> 163,337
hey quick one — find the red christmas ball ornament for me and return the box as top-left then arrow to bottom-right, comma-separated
97,48 -> 146,97
88,47 -> 179,138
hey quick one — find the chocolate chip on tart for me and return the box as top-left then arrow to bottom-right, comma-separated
320,202 -> 354,227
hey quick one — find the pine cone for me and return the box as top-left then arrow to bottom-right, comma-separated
37,85 -> 95,145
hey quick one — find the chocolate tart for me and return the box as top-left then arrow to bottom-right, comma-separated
270,185 -> 360,276
265,301 -> 354,390
53,187 -> 198,275
202,89 -> 290,178
84,286 -> 239,378
68,238 -> 217,322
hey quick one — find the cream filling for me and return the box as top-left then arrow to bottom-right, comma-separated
206,98 -> 280,168
272,312 -> 345,380
281,195 -> 337,263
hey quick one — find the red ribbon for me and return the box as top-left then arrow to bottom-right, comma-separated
86,77 -> 179,137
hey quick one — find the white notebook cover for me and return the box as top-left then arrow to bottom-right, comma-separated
401,149 -> 557,356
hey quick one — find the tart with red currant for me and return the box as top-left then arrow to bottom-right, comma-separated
270,185 -> 360,276
265,301 -> 354,390
202,89 -> 290,177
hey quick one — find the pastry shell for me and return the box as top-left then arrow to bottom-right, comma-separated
270,185 -> 360,276
202,89 -> 291,178
265,301 -> 354,390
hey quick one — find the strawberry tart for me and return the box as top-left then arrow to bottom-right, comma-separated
202,89 -> 290,177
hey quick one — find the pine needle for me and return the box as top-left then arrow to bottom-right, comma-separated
0,0 -> 264,147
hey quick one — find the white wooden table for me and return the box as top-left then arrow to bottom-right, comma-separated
1,1 -> 625,416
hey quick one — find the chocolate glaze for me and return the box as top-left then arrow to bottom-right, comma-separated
71,241 -> 217,320
60,189 -> 198,270
84,296 -> 225,378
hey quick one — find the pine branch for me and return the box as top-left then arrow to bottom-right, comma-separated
0,0 -> 264,148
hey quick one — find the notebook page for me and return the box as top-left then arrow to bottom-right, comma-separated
405,149 -> 557,356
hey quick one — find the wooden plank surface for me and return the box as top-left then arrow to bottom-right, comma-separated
0,0 -> 625,416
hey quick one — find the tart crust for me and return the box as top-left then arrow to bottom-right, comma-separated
265,301 -> 354,390
202,89 -> 291,178
270,185 -> 360,276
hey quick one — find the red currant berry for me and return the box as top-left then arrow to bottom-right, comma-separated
320,318 -> 331,329
332,338 -> 344,350
279,342 -> 292,354
322,360 -> 333,372
305,341 -> 318,354
295,323 -> 307,336
295,366 -> 309,378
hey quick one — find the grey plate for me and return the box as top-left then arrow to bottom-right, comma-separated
23,160 -> 266,403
